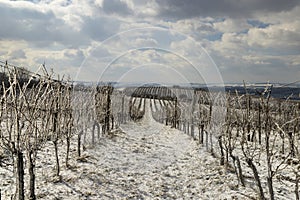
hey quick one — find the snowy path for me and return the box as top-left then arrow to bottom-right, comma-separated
5,100 -> 253,199
45,100 -> 249,200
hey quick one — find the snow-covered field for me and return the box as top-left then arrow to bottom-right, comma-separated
2,100 -> 258,199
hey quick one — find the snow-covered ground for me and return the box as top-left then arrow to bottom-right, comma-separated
1,100 -> 257,199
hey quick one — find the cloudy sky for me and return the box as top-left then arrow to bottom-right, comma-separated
0,0 -> 299,84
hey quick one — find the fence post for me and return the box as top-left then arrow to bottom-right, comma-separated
121,95 -> 125,123
174,98 -> 178,128
191,119 -> 194,139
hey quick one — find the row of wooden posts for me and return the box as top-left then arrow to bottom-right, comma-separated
125,87 -> 211,142
100,85 -> 300,200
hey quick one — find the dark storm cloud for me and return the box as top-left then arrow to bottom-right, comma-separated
80,16 -> 120,41
155,0 -> 300,19
102,0 -> 133,16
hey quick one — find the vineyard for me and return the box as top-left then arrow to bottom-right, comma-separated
0,61 -> 300,199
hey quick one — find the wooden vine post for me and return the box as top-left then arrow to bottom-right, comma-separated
95,85 -> 114,134
173,97 -> 178,128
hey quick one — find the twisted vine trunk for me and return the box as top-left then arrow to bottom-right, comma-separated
53,140 -> 60,177
218,135 -> 225,165
295,173 -> 299,200
28,150 -> 36,200
230,153 -> 245,187
246,158 -> 265,200
53,112 -> 60,177
66,137 -> 70,167
16,151 -> 25,200
78,131 -> 83,157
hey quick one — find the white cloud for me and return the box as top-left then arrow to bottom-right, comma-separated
246,21 -> 300,51
213,18 -> 251,33
166,19 -> 217,40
